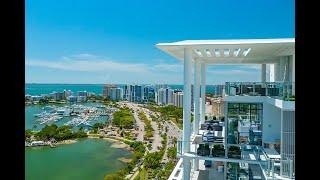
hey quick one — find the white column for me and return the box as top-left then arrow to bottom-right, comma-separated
193,60 -> 200,171
183,48 -> 192,180
280,109 -> 284,176
183,157 -> 191,180
183,48 -> 192,152
200,62 -> 207,124
261,64 -> 266,82
269,64 -> 275,82
224,101 -> 228,180
292,55 -> 295,82
274,60 -> 281,82
292,54 -> 295,96
193,61 -> 200,135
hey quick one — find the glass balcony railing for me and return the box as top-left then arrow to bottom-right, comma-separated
225,82 -> 295,101
177,141 -> 265,160
176,140 -> 295,179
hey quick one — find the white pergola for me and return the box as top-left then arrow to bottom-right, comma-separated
156,38 -> 295,180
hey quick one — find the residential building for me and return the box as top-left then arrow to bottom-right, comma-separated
173,91 -> 184,108
155,84 -> 168,91
87,92 -> 95,96
67,96 -> 77,103
109,87 -> 123,101
50,92 -> 64,101
124,85 -> 144,103
157,38 -> 295,180
143,85 -> 155,103
31,95 -> 42,102
77,96 -> 87,102
157,87 -> 174,105
214,85 -> 225,97
63,90 -> 72,99
40,94 -> 50,99
25,94 -> 32,101
102,84 -> 117,98
77,91 -> 88,97
157,88 -> 166,105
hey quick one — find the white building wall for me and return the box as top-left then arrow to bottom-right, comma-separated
281,111 -> 295,177
262,102 -> 281,145
292,54 -> 295,82
269,64 -> 275,82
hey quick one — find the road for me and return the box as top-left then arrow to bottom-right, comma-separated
133,110 -> 144,142
142,109 -> 162,152
141,105 -> 182,162
119,102 -> 162,152
164,120 -> 182,140
118,102 -> 183,174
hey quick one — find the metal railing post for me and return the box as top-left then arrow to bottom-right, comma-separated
272,159 -> 275,179
289,159 -> 293,179
265,82 -> 268,96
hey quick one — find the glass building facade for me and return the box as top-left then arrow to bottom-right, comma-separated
227,103 -> 263,145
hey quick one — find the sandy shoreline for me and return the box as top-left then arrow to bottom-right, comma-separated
118,157 -> 132,163
87,136 -> 132,151
56,139 -> 77,145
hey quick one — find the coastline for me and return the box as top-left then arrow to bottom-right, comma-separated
87,135 -> 132,151
55,139 -> 77,145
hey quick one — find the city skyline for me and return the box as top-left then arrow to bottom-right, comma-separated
26,0 -> 294,84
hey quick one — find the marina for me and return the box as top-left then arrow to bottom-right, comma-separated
26,102 -> 114,130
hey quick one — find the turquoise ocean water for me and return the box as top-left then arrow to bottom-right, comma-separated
26,138 -> 132,180
25,83 -> 215,95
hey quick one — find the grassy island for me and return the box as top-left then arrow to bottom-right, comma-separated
25,124 -> 87,143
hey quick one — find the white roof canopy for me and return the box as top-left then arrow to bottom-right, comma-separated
156,38 -> 295,64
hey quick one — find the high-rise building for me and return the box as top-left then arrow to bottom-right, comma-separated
77,91 -> 88,97
109,87 -> 123,101
155,84 -> 168,92
134,85 -> 144,102
173,91 -> 183,108
143,85 -> 155,103
157,38 -> 295,180
157,88 -> 165,105
63,90 -> 72,99
67,96 -> 78,103
77,96 -> 87,102
214,85 -> 225,97
102,84 -> 117,98
156,88 -> 174,105
50,91 -> 64,101
124,85 -> 144,102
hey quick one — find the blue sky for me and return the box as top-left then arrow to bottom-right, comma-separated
26,0 -> 295,84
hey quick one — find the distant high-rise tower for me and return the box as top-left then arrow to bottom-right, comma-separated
102,84 -> 117,99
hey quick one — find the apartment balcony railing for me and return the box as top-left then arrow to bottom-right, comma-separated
225,82 -> 295,101
177,140 -> 294,179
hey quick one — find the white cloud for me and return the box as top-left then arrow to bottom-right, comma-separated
26,57 -> 149,73
70,53 -> 99,59
26,53 -> 261,84
26,54 -> 186,75
151,63 -> 182,72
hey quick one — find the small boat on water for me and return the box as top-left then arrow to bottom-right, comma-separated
56,107 -> 71,116
30,141 -> 46,146
34,111 -> 50,117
